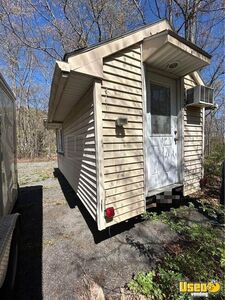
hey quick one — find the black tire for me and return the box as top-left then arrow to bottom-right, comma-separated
0,221 -> 20,300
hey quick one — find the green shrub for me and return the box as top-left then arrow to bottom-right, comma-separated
128,271 -> 164,300
204,142 -> 225,177
129,206 -> 225,299
128,269 -> 191,300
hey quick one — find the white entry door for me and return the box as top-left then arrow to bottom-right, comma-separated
146,72 -> 179,191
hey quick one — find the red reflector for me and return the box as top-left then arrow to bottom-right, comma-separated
105,207 -> 115,219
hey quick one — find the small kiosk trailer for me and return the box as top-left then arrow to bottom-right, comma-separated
47,20 -> 214,230
0,72 -> 19,298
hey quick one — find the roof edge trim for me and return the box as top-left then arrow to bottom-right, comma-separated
47,61 -> 70,122
167,30 -> 211,59
63,19 -> 170,61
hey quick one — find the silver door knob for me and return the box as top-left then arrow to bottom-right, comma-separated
174,131 -> 178,144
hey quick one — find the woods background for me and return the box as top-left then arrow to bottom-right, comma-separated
0,0 -> 224,164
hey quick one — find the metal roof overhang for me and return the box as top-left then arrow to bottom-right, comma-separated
47,61 -> 94,123
143,30 -> 211,77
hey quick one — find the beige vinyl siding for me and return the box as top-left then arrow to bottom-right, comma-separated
101,44 -> 145,226
183,76 -> 203,195
58,86 -> 97,220
184,74 -> 196,89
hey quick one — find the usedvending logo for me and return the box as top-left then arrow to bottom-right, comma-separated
179,281 -> 221,297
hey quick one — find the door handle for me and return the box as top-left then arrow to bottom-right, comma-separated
174,131 -> 178,144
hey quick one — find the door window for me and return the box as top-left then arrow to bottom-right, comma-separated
149,83 -> 171,134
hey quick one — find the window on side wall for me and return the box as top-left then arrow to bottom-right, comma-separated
56,128 -> 64,154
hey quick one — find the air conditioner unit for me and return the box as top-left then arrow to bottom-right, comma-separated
186,85 -> 214,108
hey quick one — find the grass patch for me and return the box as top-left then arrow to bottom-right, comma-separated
128,204 -> 225,299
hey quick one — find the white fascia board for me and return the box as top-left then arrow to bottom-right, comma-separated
72,58 -> 103,79
68,20 -> 171,77
48,61 -> 70,122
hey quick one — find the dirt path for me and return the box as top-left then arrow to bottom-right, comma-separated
14,161 -> 202,300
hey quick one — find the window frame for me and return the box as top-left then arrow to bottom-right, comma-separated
150,82 -> 171,135
148,80 -> 173,137
56,128 -> 64,154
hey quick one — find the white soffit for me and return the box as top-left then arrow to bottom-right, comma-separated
52,71 -> 93,122
143,31 -> 211,77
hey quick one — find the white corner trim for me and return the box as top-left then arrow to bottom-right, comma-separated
93,80 -> 106,231
192,71 -> 205,86
141,45 -> 148,208
56,60 -> 71,73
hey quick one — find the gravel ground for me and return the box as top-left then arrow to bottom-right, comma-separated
13,161 -> 206,300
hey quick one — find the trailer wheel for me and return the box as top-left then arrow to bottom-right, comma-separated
0,222 -> 20,300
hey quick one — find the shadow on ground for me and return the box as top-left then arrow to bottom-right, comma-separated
13,185 -> 43,300
11,168 -> 219,299
54,168 -> 145,244
53,168 -> 203,244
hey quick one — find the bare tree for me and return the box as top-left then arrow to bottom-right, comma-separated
0,0 -> 143,158
138,0 -> 224,159
0,0 -> 224,159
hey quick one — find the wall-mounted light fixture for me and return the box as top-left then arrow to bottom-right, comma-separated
115,117 -> 128,127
